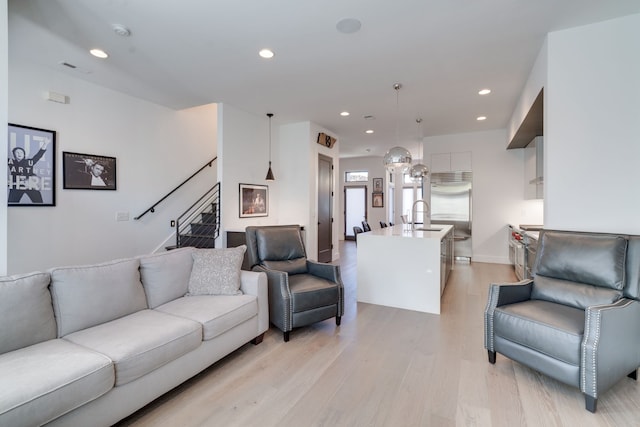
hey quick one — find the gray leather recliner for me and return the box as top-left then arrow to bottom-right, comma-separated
245,225 -> 344,342
484,230 -> 640,412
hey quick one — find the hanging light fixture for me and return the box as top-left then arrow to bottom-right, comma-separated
383,83 -> 412,173
265,113 -> 275,180
409,118 -> 429,180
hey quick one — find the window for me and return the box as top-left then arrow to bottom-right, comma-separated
345,171 -> 368,182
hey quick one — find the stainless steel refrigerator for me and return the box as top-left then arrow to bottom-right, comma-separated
429,171 -> 472,260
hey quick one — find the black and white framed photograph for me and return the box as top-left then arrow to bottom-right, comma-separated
239,183 -> 268,217
63,152 -> 117,190
7,123 -> 56,206
373,177 -> 383,192
372,192 -> 384,208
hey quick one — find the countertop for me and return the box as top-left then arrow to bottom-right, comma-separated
519,224 -> 544,231
363,224 -> 453,240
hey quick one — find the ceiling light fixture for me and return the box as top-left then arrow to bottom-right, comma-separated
477,116 -> 487,121
383,83 -> 412,173
259,49 -> 274,59
265,113 -> 275,181
89,48 -> 108,59
365,129 -> 374,134
340,111 -> 350,117
409,118 -> 429,181
478,89 -> 491,95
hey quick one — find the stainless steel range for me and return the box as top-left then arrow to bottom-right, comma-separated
508,225 -> 526,280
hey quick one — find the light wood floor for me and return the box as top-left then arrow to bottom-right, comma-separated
116,241 -> 640,426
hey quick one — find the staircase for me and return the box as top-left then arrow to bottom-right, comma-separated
170,183 -> 220,249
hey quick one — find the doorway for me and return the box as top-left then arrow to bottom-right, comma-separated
344,186 -> 367,241
317,154 -> 333,263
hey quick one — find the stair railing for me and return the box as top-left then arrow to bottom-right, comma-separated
176,182 -> 220,248
134,157 -> 217,220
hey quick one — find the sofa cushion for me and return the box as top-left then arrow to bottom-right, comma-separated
63,309 -> 201,386
494,299 -> 585,366
138,247 -> 194,308
0,272 -> 56,354
0,339 -> 113,427
289,274 -> 339,313
256,227 -> 308,274
536,231 -> 627,290
187,246 -> 245,296
156,294 -> 258,340
50,258 -> 147,337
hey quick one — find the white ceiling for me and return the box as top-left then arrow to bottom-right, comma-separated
8,0 -> 640,158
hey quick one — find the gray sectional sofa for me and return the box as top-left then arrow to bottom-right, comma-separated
0,247 -> 268,427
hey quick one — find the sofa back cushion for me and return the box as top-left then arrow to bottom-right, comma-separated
50,258 -> 147,337
0,272 -> 56,354
256,227 -> 308,274
532,231 -> 627,309
138,247 -> 194,308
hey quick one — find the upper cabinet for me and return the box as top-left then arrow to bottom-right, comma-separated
525,136 -> 543,199
430,151 -> 472,173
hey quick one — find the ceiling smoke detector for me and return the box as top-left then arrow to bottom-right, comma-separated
112,24 -> 131,37
336,18 -> 362,34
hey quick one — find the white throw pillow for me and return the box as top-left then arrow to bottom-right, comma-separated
187,246 -> 246,296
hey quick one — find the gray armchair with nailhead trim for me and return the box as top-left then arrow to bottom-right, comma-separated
484,230 -> 640,412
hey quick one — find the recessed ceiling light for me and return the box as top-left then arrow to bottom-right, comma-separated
336,18 -> 362,34
365,129 -> 374,134
478,89 -> 491,95
259,49 -> 274,59
477,116 -> 487,121
89,48 -> 108,59
340,111 -> 350,117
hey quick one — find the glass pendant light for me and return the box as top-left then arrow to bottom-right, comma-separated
265,113 -> 275,180
409,118 -> 429,180
383,83 -> 412,173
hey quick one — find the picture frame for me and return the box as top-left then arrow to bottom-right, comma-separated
239,183 -> 268,217
373,177 -> 383,192
372,192 -> 384,208
63,152 -> 117,190
7,123 -> 56,206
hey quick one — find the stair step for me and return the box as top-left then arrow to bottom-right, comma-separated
179,234 -> 215,248
190,222 -> 217,234
200,212 -> 217,223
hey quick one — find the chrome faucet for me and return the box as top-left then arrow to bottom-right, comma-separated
411,199 -> 431,231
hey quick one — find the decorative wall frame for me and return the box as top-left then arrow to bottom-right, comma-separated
373,177 -> 383,192
7,123 -> 56,206
63,152 -> 117,190
239,183 -> 268,217
373,192 -> 384,208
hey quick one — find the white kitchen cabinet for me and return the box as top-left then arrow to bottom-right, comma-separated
430,151 -> 472,173
524,136 -> 543,199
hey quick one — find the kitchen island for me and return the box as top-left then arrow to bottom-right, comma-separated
356,224 -> 454,314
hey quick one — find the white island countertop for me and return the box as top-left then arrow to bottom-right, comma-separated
356,224 -> 454,314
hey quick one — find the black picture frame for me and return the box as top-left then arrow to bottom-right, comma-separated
373,177 -> 383,192
372,192 -> 384,208
7,123 -> 56,206
239,183 -> 268,217
63,152 -> 117,190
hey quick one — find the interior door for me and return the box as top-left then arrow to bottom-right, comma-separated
317,154 -> 333,263
344,186 -> 367,240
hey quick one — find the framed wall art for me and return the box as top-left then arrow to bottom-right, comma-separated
63,152 -> 117,190
7,123 -> 56,206
239,183 -> 268,217
373,177 -> 383,192
372,192 -> 384,208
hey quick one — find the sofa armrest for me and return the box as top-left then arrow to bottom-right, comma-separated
239,270 -> 269,335
484,279 -> 533,352
581,298 -> 640,398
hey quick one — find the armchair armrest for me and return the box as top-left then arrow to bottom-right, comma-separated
251,265 -> 292,332
484,279 -> 533,352
306,261 -> 342,284
581,298 -> 640,399
239,270 -> 269,335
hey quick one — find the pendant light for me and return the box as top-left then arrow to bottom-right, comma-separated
383,83 -> 412,173
265,113 -> 275,181
409,118 -> 429,180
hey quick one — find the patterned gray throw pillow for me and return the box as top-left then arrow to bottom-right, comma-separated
187,246 -> 246,296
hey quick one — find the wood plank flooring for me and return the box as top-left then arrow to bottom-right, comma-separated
115,241 -> 640,426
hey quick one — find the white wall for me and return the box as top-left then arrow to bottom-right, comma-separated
424,130 -> 542,264
0,0 -> 7,275
339,156 -> 389,238
218,106 -> 340,261
7,58 -> 217,274
545,14 -> 640,234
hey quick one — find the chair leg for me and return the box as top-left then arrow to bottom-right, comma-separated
488,350 -> 496,364
336,316 -> 341,326
283,331 -> 290,342
628,369 -> 638,380
585,395 -> 597,413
